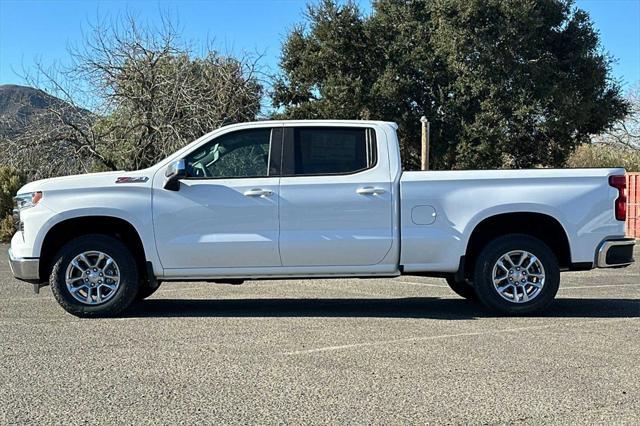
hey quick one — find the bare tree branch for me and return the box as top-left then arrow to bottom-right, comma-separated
3,12 -> 263,178
592,83 -> 640,150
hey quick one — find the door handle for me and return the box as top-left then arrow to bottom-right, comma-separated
244,188 -> 273,197
356,186 -> 385,195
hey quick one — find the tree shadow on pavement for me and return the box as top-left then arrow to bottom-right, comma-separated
125,297 -> 640,320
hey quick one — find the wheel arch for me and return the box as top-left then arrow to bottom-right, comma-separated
38,215 -> 149,283
462,211 -> 573,279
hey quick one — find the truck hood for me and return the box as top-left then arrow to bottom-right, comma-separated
18,170 -> 154,194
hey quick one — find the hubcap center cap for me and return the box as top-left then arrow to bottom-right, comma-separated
87,271 -> 101,284
511,271 -> 524,282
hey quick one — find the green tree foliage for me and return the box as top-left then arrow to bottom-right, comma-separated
565,85 -> 640,172
272,0 -> 628,170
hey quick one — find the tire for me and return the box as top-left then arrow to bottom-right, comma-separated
445,277 -> 476,300
49,234 -> 140,318
136,282 -> 161,301
473,234 -> 560,315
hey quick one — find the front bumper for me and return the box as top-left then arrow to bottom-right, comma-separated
8,248 -> 40,282
596,238 -> 635,268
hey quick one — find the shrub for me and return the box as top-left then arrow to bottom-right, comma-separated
565,144 -> 640,172
0,215 -> 15,243
0,166 -> 25,242
0,166 -> 25,217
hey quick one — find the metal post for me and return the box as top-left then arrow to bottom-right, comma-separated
420,116 -> 430,171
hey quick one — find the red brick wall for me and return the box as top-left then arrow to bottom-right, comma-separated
627,173 -> 640,238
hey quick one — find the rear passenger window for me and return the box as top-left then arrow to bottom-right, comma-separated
283,127 -> 376,176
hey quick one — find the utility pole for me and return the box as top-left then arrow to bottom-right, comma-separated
420,116 -> 430,171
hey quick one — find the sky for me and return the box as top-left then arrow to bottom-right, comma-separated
1,0 -> 639,96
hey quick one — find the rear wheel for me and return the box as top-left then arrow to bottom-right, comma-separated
49,234 -> 140,317
473,234 -> 559,315
445,277 -> 476,300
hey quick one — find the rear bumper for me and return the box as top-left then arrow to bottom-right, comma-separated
8,248 -> 40,282
596,238 -> 635,268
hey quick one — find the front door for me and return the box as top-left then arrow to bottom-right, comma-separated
278,126 -> 394,266
152,127 -> 282,270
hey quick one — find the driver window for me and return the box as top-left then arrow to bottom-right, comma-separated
185,128 -> 272,178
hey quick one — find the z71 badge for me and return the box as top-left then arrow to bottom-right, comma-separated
115,176 -> 149,184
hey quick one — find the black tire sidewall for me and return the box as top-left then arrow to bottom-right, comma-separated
445,277 -> 477,300
135,282 -> 161,301
49,234 -> 140,317
473,234 -> 560,314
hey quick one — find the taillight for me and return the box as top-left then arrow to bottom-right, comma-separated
609,175 -> 627,221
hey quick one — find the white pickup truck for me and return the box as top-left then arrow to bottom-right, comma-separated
8,120 -> 635,317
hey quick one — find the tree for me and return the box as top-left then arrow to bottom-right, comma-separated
591,84 -> 640,150
272,0 -> 628,170
565,84 -> 640,171
6,14 -> 263,178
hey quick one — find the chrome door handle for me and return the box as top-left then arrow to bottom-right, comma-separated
356,186 -> 385,195
244,188 -> 273,197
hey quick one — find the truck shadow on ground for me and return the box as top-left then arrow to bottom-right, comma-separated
125,297 -> 640,320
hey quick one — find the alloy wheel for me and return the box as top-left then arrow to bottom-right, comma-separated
491,250 -> 545,303
65,251 -> 121,305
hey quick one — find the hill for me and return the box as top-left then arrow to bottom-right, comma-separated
0,84 -> 91,139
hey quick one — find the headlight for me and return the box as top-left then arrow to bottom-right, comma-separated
14,191 -> 43,210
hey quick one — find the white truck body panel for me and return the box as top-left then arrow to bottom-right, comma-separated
15,171 -> 159,271
277,123 -> 395,268
9,120 -> 628,283
400,168 -> 624,272
153,176 -> 281,269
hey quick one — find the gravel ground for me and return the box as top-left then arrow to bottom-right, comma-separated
1,244 -> 638,425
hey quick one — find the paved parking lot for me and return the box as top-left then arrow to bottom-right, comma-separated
1,244 -> 638,425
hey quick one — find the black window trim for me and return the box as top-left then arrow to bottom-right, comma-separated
280,126 -> 378,177
182,127 -> 282,181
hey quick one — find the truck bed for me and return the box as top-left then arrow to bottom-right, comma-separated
399,168 -> 625,272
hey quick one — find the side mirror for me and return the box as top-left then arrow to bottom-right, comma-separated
163,159 -> 186,191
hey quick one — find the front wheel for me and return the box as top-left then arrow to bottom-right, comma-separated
136,282 -> 161,301
473,234 -> 560,315
49,234 -> 140,317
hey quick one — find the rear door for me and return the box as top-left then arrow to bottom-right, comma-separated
278,125 -> 394,266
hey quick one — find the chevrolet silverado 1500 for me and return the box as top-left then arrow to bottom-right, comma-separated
8,120 -> 635,316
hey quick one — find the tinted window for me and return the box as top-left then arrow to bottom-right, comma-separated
185,128 -> 271,178
285,127 -> 375,176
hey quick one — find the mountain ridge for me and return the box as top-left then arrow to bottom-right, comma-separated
0,84 -> 92,139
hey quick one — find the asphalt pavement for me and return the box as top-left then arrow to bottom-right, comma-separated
1,244 -> 638,425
